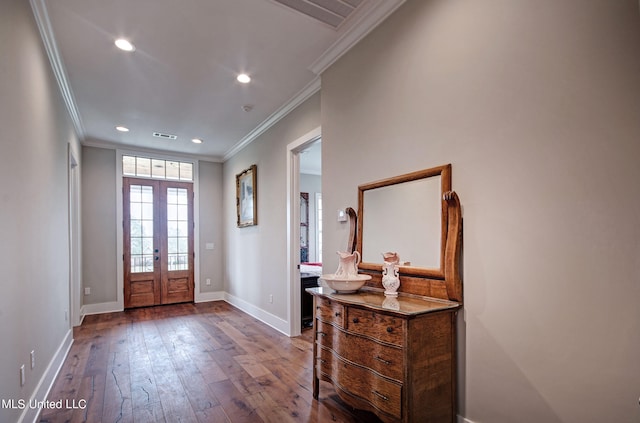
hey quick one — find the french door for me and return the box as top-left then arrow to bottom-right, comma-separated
123,177 -> 194,308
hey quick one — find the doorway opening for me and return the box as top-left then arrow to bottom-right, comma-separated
286,127 -> 321,336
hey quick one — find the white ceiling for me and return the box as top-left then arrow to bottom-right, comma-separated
33,0 -> 405,161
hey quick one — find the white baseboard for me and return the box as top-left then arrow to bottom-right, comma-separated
224,293 -> 290,336
80,301 -> 122,317
458,415 -> 475,423
195,290 -> 225,303
18,329 -> 73,423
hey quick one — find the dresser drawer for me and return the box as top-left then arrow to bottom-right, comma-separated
315,297 -> 345,328
316,319 -> 403,381
315,319 -> 336,351
347,307 -> 405,346
343,335 -> 403,382
317,347 -> 402,419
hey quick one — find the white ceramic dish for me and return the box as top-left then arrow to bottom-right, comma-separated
319,274 -> 372,294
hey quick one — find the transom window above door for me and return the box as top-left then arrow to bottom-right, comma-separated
123,155 -> 193,181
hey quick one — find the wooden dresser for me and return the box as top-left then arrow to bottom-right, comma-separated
308,165 -> 464,422
308,288 -> 460,422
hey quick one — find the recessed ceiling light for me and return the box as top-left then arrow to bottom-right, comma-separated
116,126 -> 129,132
115,38 -> 135,52
191,138 -> 203,144
237,73 -> 251,84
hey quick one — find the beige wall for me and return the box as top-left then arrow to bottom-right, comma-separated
321,0 -> 640,421
0,0 -> 81,420
198,160 -> 224,292
81,146 -> 117,304
223,93 -> 321,323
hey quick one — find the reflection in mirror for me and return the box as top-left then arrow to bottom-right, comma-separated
362,176 -> 441,268
357,164 -> 451,279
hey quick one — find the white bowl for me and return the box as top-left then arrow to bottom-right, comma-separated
320,274 -> 372,294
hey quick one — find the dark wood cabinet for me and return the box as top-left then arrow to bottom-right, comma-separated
301,275 -> 319,327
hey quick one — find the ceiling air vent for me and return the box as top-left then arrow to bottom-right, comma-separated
273,0 -> 365,29
153,132 -> 177,140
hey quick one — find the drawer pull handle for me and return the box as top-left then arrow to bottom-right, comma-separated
335,312 -> 341,317
352,317 -> 359,323
371,390 -> 389,401
316,332 -> 326,337
386,326 -> 393,333
317,358 -> 326,363
374,356 -> 391,365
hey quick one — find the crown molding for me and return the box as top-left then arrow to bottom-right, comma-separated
30,0 -> 85,140
309,0 -> 406,75
223,77 -> 321,161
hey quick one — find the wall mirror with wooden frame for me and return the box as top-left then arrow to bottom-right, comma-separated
356,164 -> 463,302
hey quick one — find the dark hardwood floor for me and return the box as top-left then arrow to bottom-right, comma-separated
40,301 -> 382,423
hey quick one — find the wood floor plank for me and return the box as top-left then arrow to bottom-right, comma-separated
40,301 -> 382,423
246,390 -> 299,423
131,400 -> 166,423
143,318 -> 199,423
233,355 -> 272,379
211,346 -> 265,397
101,323 -> 134,422
84,327 -> 111,377
193,404 -> 231,423
187,316 -> 224,350
103,349 -> 133,422
261,358 -> 313,407
215,321 -> 277,360
128,321 -> 162,411
80,373 -> 106,422
160,327 -> 222,417
207,379 -> 264,423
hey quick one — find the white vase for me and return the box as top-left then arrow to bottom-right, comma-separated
381,261 -> 400,296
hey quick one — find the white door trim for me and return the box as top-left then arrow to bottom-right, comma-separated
68,144 -> 81,327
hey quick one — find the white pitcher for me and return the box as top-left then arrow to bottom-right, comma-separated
334,251 -> 360,279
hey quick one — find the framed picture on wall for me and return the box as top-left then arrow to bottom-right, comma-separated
236,164 -> 257,227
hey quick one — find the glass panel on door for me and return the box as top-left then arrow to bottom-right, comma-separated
167,187 -> 189,271
129,185 -> 155,273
